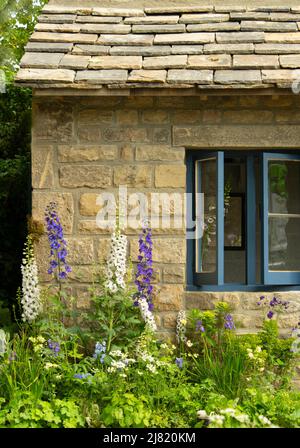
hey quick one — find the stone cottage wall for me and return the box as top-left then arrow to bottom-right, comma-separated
32,93 -> 300,338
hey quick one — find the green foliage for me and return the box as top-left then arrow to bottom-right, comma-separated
101,393 -> 151,428
0,0 -> 46,317
0,393 -> 85,428
82,277 -> 144,353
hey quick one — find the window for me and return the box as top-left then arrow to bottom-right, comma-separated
186,151 -> 300,290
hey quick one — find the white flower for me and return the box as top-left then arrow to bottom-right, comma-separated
209,413 -> 225,427
256,346 -> 262,353
197,410 -> 208,420
138,298 -> 157,332
258,415 -> 273,426
0,330 -> 7,355
248,352 -> 254,359
21,238 -> 41,323
186,340 -> 193,348
45,362 -> 58,370
104,230 -> 127,293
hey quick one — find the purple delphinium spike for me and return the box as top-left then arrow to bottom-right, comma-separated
175,357 -> 183,369
48,339 -> 60,356
224,314 -> 235,330
195,320 -> 205,333
134,224 -> 154,311
45,202 -> 71,279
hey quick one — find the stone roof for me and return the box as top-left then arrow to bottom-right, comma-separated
15,3 -> 300,90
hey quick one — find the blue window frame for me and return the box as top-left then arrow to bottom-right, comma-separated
187,150 -> 300,291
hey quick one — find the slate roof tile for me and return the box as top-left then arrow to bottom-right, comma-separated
15,4 -> 300,90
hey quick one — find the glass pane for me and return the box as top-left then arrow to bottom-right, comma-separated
268,158 -> 300,272
269,216 -> 300,271
268,160 -> 300,215
224,157 -> 246,284
196,158 -> 216,273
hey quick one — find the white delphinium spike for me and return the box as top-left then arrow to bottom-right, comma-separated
138,298 -> 157,332
21,236 -> 41,323
176,310 -> 187,343
105,229 -> 128,293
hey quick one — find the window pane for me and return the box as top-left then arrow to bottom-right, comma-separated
224,157 -> 246,284
269,216 -> 300,271
268,160 -> 300,214
268,159 -> 300,272
196,158 -> 216,273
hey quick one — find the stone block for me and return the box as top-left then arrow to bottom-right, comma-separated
110,45 -> 171,56
204,43 -> 254,54
173,124 -> 300,148
136,145 -> 184,161
102,128 -> 149,143
128,70 -> 167,83
188,54 -> 232,69
81,24 -> 131,34
167,69 -> 213,84
142,110 -> 169,124
59,165 -> 112,188
153,285 -> 184,312
75,70 -> 128,83
33,101 -> 74,143
163,265 -> 185,283
16,68 -> 75,84
155,165 -> 186,187
98,34 -> 154,46
179,13 -> 229,23
79,193 -> 101,216
124,15 -> 179,25
280,55 -> 300,68
154,32 -> 214,45
58,145 -> 118,162
96,238 -> 112,262
187,22 -> 240,32
132,24 -> 185,33
89,56 -> 142,69
32,191 -> 74,234
171,45 -> 203,54
143,55 -> 187,69
114,165 -> 152,187
72,44 -> 110,55
25,42 -> 73,52
67,238 -> 94,265
216,31 -> 265,43
265,32 -> 300,43
233,54 -> 279,68
116,110 -> 138,125
30,31 -> 98,43
32,145 -> 54,189
60,54 -> 90,69
76,15 -> 122,23
214,69 -> 262,84
20,52 -> 63,68
255,43 -> 300,54
241,21 -> 297,32
262,69 -> 300,83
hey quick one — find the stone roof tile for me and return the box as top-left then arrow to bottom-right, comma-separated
15,4 -> 300,91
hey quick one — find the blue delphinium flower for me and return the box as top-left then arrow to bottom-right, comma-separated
175,357 -> 183,369
134,224 -> 154,311
224,314 -> 235,330
74,373 -> 91,380
48,339 -> 60,356
45,202 -> 71,279
195,320 -> 205,333
93,341 -> 106,364
267,311 -> 274,319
